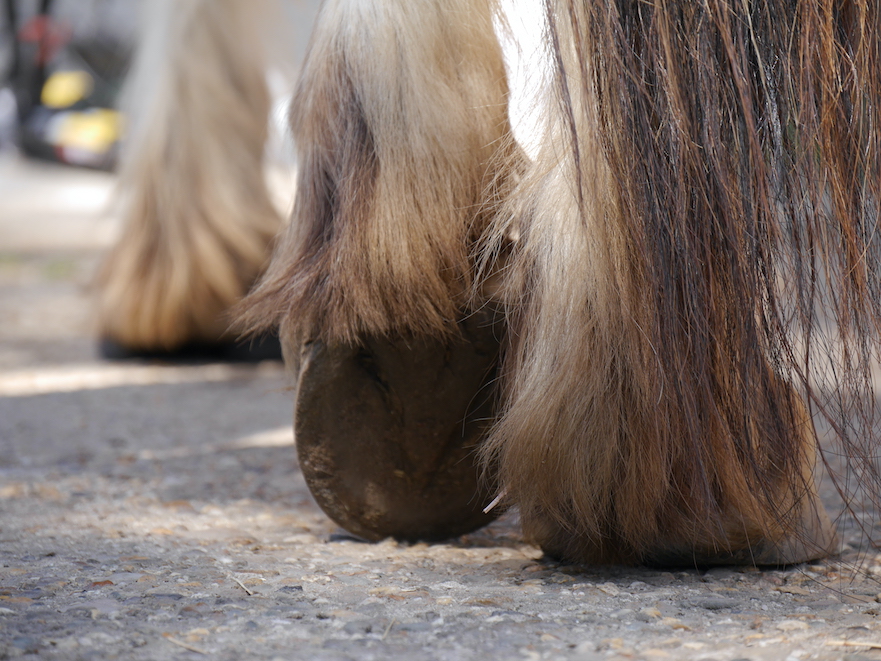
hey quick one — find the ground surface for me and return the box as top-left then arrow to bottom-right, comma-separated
2,155 -> 881,660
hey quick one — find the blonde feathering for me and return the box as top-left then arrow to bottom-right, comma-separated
238,0 -> 521,345
240,0 -> 881,564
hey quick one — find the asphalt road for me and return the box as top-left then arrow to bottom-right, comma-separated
3,154 -> 881,660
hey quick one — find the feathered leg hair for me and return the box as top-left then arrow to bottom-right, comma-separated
96,0 -> 283,352
483,0 -> 879,564
239,0 -> 520,348
245,0 -> 880,564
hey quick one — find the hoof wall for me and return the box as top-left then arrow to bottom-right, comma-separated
293,309 -> 504,542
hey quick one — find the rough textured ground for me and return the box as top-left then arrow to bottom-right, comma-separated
3,155 -> 881,661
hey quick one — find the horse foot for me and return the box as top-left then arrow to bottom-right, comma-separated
290,309 -> 504,542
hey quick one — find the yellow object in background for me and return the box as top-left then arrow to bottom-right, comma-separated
41,71 -> 95,109
51,109 -> 122,154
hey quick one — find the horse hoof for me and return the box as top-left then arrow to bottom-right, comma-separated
292,309 -> 504,542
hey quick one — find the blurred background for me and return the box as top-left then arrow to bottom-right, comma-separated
1,0 -> 137,168
0,0 -> 322,167
0,0 -> 320,368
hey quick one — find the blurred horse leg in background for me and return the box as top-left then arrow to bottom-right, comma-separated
95,0 -> 309,360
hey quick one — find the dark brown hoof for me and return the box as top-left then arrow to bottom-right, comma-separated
292,309 -> 504,542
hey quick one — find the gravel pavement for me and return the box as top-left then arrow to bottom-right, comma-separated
2,155 -> 881,660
